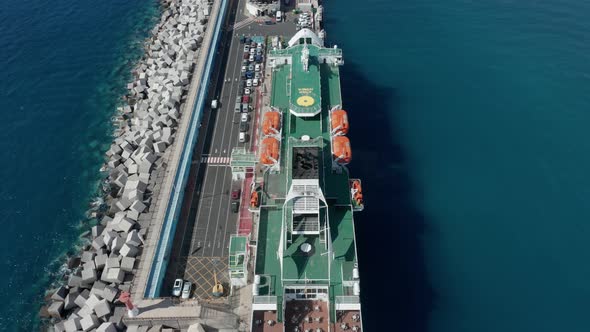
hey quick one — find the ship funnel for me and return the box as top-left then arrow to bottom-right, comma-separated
353,281 -> 360,296
352,267 -> 359,279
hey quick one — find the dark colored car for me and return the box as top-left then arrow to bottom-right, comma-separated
231,201 -> 239,213
242,95 -> 250,104
239,122 -> 249,132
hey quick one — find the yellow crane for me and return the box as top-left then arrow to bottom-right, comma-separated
212,272 -> 224,297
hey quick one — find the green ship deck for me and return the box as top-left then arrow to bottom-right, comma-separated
250,32 -> 362,330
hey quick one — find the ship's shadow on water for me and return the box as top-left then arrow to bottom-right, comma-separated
341,62 -> 435,332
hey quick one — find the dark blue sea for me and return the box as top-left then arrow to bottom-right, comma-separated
0,0 -> 159,329
326,0 -> 590,331
1,0 -> 590,331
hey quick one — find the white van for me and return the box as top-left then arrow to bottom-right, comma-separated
276,11 -> 282,22
211,99 -> 218,109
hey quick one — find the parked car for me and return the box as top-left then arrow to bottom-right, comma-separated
248,64 -> 254,71
172,279 -> 183,297
239,132 -> 248,143
244,88 -> 251,95
241,65 -> 247,73
242,95 -> 250,104
255,64 -> 261,72
249,54 -> 254,62
231,188 -> 241,200
181,281 -> 192,299
246,79 -> 252,87
243,45 -> 250,52
231,200 -> 239,213
241,113 -> 249,122
254,72 -> 261,79
253,78 -> 259,87
239,122 -> 249,132
234,102 -> 241,113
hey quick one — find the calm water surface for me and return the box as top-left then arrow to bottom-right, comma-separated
325,0 -> 590,331
0,0 -> 158,329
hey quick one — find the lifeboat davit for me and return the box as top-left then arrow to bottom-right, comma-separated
262,111 -> 281,135
354,191 -> 363,206
332,136 -> 352,164
260,137 -> 279,165
330,109 -> 349,135
352,179 -> 362,194
350,179 -> 363,206
250,191 -> 259,208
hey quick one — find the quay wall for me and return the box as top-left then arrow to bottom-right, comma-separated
143,0 -> 229,298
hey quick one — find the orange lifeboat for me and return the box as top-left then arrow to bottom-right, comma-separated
260,137 -> 279,165
332,136 -> 352,164
330,110 -> 349,135
250,191 -> 259,208
262,111 -> 281,135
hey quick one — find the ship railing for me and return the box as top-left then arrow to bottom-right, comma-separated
335,296 -> 361,310
289,102 -> 321,116
252,295 -> 278,310
335,296 -> 360,304
288,136 -> 323,147
253,296 -> 277,304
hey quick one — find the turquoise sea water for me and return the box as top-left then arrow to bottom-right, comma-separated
325,0 -> 590,331
0,0 -> 159,330
2,0 -> 590,331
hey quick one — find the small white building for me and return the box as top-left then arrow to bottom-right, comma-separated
246,0 -> 280,17
297,0 -> 313,12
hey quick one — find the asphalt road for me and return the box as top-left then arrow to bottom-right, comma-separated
162,0 -> 299,293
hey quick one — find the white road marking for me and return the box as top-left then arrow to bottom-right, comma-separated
200,25 -> 244,257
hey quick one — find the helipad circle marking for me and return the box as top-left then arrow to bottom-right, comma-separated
296,95 -> 315,107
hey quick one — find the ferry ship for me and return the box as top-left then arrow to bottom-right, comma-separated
231,28 -> 364,332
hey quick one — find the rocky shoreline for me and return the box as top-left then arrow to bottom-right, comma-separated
42,0 -> 214,330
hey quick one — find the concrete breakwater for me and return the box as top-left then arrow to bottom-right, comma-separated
42,0 -> 215,330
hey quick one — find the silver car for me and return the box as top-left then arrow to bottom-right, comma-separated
181,281 -> 192,299
172,279 -> 183,297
